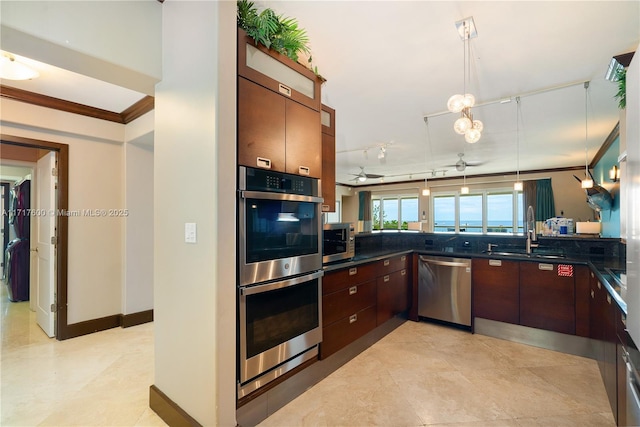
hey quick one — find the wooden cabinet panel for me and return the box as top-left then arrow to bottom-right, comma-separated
378,254 -> 408,276
321,104 -> 336,212
519,262 -> 575,335
472,258 -> 519,325
574,265 -> 591,338
376,268 -> 409,325
284,100 -> 322,178
321,305 -> 377,359
323,263 -> 377,295
237,77 -> 286,171
323,280 -> 376,326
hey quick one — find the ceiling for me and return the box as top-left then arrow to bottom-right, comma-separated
2,1 -> 639,187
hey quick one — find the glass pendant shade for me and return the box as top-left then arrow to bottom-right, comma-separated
454,116 -> 472,134
514,181 -> 523,191
465,128 -> 481,143
472,119 -> 483,132
461,186 -> 470,194
422,188 -> 430,196
581,179 -> 593,189
447,94 -> 465,113
462,94 -> 476,108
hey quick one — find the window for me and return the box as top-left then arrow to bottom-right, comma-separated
432,189 -> 523,234
372,194 -> 419,230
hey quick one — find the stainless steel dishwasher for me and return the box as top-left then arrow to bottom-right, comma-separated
418,255 -> 472,327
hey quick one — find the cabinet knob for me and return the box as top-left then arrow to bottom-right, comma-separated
349,314 -> 358,324
349,267 -> 357,276
349,286 -> 357,295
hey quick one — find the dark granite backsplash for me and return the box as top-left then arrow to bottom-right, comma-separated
354,231 -> 625,262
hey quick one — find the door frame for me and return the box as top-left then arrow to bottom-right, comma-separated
0,134 -> 70,340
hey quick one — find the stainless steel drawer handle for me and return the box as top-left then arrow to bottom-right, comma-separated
298,166 -> 310,176
349,267 -> 357,276
591,290 -> 595,299
349,314 -> 357,324
401,255 -> 406,261
489,259 -> 502,267
401,269 -> 406,276
349,286 -> 357,295
384,275 -> 390,282
538,263 -> 553,271
607,295 -> 612,304
598,282 -> 601,289
256,157 -> 271,169
384,259 -> 390,266
278,83 -> 291,97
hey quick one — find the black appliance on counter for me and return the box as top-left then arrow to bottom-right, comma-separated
322,222 -> 354,264
237,166 -> 324,399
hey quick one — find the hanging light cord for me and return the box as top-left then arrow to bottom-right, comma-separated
584,81 -> 590,178
516,96 -> 521,183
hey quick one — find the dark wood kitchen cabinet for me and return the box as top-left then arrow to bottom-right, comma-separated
519,261 -> 575,335
472,258 -> 520,325
237,29 -> 323,178
376,254 -> 410,325
238,77 -> 321,177
320,262 -> 377,359
321,104 -> 336,212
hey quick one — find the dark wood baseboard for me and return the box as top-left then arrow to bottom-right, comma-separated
60,310 -> 154,340
121,309 -> 154,328
149,384 -> 202,427
61,314 -> 121,340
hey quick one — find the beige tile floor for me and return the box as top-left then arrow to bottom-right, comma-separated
1,280 -> 616,427
258,321 -> 616,427
0,282 -> 167,426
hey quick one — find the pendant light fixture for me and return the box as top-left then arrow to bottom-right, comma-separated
514,96 -> 523,191
581,81 -> 593,189
422,117 -> 431,196
447,17 -> 483,144
461,165 -> 469,194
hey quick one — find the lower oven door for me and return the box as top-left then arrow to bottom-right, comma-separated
238,270 -> 323,392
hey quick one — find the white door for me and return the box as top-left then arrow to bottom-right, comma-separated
35,152 -> 56,337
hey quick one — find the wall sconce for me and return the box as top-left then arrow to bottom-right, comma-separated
609,165 -> 620,182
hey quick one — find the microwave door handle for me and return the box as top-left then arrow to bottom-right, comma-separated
240,190 -> 323,204
240,270 -> 324,295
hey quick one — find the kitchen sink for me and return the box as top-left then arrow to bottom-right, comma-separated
483,250 -> 566,259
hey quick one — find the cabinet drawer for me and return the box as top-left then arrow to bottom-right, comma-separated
378,254 -> 408,275
472,258 -> 520,325
376,269 -> 409,325
320,305 -> 376,359
323,280 -> 376,327
323,262 -> 377,295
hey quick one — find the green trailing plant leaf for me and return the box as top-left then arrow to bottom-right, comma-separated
615,68 -> 626,109
237,0 -> 318,75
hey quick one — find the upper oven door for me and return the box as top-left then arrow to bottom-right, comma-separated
239,190 -> 323,285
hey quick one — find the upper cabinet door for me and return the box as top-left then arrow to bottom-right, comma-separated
285,100 -> 321,178
237,77 -> 286,172
237,29 -> 321,112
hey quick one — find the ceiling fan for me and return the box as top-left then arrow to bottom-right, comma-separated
351,166 -> 384,183
447,153 -> 484,172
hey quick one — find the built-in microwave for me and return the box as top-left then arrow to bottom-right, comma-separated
322,222 -> 355,264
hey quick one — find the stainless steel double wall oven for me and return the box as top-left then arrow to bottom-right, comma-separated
237,166 -> 324,398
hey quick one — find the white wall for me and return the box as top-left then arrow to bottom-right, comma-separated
123,112 -> 154,315
154,2 -> 236,425
0,99 -> 125,323
0,1 -> 161,94
624,46 -> 640,345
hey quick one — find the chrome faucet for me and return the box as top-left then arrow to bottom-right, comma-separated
526,205 -> 538,254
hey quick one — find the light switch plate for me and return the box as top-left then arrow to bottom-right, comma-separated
185,222 -> 197,243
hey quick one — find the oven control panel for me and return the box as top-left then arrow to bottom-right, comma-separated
241,166 -> 319,196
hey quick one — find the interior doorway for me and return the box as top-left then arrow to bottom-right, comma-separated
0,135 -> 70,340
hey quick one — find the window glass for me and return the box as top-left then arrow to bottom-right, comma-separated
516,192 -> 524,233
459,194 -> 482,233
400,197 -> 418,230
433,195 -> 455,232
382,199 -> 399,229
372,199 -> 381,230
487,193 -> 514,233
